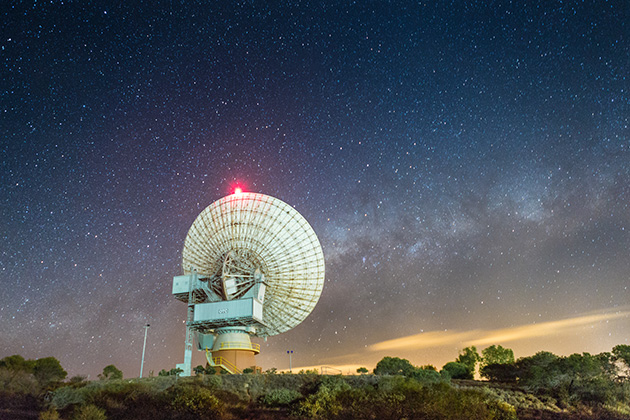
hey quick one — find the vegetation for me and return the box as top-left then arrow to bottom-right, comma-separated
456,346 -> 482,379
441,361 -> 470,379
98,364 -> 123,380
158,367 -> 183,376
2,347 -> 630,419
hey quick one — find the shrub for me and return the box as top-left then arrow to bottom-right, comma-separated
259,388 -> 301,407
203,374 -> 222,389
0,367 -> 40,394
293,376 -> 351,418
408,368 -> 442,384
38,407 -> 60,420
73,404 -> 106,420
167,383 -> 225,419
51,386 -> 88,409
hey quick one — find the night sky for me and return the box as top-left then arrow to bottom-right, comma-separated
2,1 -> 629,379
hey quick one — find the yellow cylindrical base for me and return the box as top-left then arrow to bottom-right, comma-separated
207,328 -> 259,373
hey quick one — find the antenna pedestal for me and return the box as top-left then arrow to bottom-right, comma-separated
206,327 -> 260,373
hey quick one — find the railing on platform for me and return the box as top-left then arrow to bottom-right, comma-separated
204,348 -> 241,374
216,341 -> 260,352
212,357 -> 241,374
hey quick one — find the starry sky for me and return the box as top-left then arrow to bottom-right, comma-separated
1,1 -> 629,378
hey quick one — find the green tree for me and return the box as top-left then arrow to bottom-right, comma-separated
98,364 -> 123,380
373,356 -> 415,376
0,355 -> 35,372
33,357 -> 67,384
170,367 -> 184,376
516,351 -> 561,391
480,363 -> 518,382
205,366 -> 217,375
455,346 -> 481,379
356,367 -> 368,374
193,365 -> 206,375
242,367 -> 254,374
481,345 -> 515,369
440,361 -> 470,379
613,344 -> 630,374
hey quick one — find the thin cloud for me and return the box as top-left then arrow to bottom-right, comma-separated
465,311 -> 630,346
368,310 -> 630,352
369,330 -> 480,352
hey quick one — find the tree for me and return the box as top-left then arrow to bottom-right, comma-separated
373,357 -> 415,376
205,366 -> 217,375
99,364 -> 123,380
480,363 -> 518,382
170,367 -> 184,376
356,367 -> 368,374
455,347 -> 481,379
33,357 -> 67,384
242,367 -> 254,374
194,365 -> 206,375
158,367 -> 184,376
515,351 -> 560,391
613,344 -> 630,375
480,345 -> 515,371
441,362 -> 470,380
0,355 -> 35,372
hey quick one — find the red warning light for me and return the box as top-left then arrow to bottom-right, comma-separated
234,187 -> 243,195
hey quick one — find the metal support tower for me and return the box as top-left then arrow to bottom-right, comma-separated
183,269 -> 195,376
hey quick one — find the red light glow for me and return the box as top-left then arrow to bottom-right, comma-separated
234,187 -> 243,195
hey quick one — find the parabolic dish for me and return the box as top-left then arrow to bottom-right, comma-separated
182,192 -> 325,336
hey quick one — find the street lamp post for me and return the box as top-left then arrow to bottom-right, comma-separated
139,324 -> 150,378
287,350 -> 293,372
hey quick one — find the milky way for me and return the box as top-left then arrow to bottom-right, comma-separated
1,1 -> 628,378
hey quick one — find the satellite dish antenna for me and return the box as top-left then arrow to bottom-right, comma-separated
172,192 -> 325,375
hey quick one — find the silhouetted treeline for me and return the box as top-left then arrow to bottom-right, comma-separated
2,347 -> 630,419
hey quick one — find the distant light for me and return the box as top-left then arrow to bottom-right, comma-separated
234,187 -> 243,195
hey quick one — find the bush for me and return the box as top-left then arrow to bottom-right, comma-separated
73,404 -> 106,420
408,368 -> 442,384
51,386 -> 88,409
259,388 -> 301,407
293,376 -> 351,418
0,367 -> 40,394
202,374 -> 222,389
167,383 -> 225,419
38,407 -> 60,420
293,378 -> 518,420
